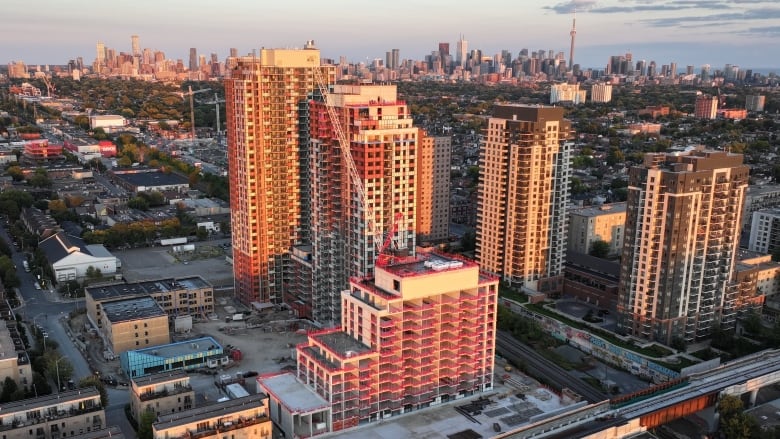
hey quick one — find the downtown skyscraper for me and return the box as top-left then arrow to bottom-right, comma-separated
225,44 -> 332,305
476,105 -> 572,294
617,148 -> 752,344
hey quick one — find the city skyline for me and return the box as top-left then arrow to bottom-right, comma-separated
4,0 -> 780,71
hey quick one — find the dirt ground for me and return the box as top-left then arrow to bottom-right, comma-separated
66,310 -> 126,382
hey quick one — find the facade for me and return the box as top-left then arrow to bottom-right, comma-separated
550,83 -> 586,104
590,83 -> 613,103
617,149 -> 750,344
476,105 -> 572,294
111,170 -> 189,193
100,296 -> 170,356
0,388 -> 105,439
152,394 -> 271,439
749,208 -> 780,255
567,203 -> 626,257
294,252 -> 498,433
746,95 -> 766,112
717,108 -> 748,120
225,43 -> 332,306
737,252 -> 780,299
258,373 -> 331,439
694,94 -> 718,119
742,185 -> 780,234
120,336 -> 225,378
23,140 -> 63,161
416,131 -> 452,242
38,232 -> 118,281
563,251 -> 620,309
0,324 -> 32,391
296,84 -> 418,325
88,115 -> 127,131
130,371 -> 194,423
85,276 -> 215,328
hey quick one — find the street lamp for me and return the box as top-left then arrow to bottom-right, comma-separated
54,355 -> 66,394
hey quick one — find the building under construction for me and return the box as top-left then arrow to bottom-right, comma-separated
293,251 -> 498,432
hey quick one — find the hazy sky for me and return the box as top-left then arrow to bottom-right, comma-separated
4,0 -> 780,70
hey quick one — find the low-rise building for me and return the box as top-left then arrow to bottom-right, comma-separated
0,324 -> 32,391
100,296 -> 170,356
567,203 -> 626,257
258,373 -> 331,439
130,371 -> 194,423
0,388 -> 105,439
120,336 -> 225,379
111,169 -> 189,194
152,394 -> 271,439
749,208 -> 780,255
38,232 -> 119,282
85,276 -> 215,327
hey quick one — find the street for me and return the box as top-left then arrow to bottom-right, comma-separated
2,224 -> 135,437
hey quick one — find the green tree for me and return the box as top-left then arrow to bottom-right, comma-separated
138,410 -> 156,439
128,197 -> 149,211
85,266 -> 103,279
27,168 -> 52,188
0,376 -> 18,402
196,226 -> 209,241
589,240 -> 611,258
78,376 -> 108,407
7,165 -> 24,181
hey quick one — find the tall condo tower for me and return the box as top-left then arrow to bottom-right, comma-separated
569,12 -> 576,71
476,105 -> 572,295
225,43 -> 332,306
131,35 -> 140,57
617,148 -> 753,344
456,35 -> 468,68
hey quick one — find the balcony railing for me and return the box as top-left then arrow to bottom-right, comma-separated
139,384 -> 193,402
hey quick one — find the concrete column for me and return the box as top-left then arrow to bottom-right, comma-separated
750,388 -> 759,407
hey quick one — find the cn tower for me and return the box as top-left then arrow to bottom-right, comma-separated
569,11 -> 576,70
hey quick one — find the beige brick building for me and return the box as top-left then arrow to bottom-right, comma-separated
0,324 -> 32,391
100,296 -> 170,356
0,388 -> 105,439
152,394 -> 271,439
130,371 -> 194,423
567,203 -> 626,257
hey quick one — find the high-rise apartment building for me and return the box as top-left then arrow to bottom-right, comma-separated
749,209 -> 780,255
550,83 -> 586,104
694,94 -> 718,119
188,48 -> 198,71
476,105 -> 572,294
617,149 -> 750,344
296,84 -> 417,324
417,131 -> 452,243
292,252 -> 497,433
225,44 -> 332,305
590,83 -> 613,103
131,35 -> 140,57
746,95 -> 766,112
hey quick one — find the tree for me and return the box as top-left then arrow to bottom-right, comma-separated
7,165 -> 24,181
461,230 -> 476,252
0,376 -> 18,402
128,197 -> 149,211
27,168 -> 52,188
196,226 -> 209,241
589,240 -> 611,258
78,376 -> 108,407
48,199 -> 67,214
85,266 -> 102,279
138,410 -> 156,439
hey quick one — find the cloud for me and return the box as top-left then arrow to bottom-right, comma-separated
544,1 -> 597,14
543,0 -> 732,14
640,7 -> 780,27
739,25 -> 780,37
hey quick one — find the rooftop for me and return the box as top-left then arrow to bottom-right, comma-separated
258,373 -> 329,414
0,325 -> 18,362
131,370 -> 189,388
130,336 -> 222,359
102,296 -> 166,323
314,330 -> 372,359
154,394 -> 267,430
0,387 -> 99,413
383,252 -> 478,278
80,426 -> 125,439
115,171 -> 188,188
87,276 -> 212,301
570,202 -> 627,218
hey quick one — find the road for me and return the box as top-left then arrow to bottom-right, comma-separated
2,224 -> 135,438
496,331 -> 608,404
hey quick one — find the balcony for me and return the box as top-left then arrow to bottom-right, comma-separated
2,404 -> 103,432
139,384 -> 193,402
186,414 -> 270,438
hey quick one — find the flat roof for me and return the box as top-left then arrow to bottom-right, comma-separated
0,325 -> 17,361
87,276 -> 212,301
130,336 -> 222,359
80,426 -> 124,439
258,373 -> 329,414
103,296 -> 166,323
116,171 -> 188,187
0,387 -> 99,413
132,370 -> 189,387
383,252 -> 478,278
314,331 -> 372,358
154,394 -> 267,430
570,202 -> 627,218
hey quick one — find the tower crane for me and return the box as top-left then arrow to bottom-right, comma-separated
177,86 -> 211,143
204,93 -> 226,142
311,67 -> 398,269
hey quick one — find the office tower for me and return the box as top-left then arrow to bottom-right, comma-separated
294,253 -> 498,432
229,47 -> 238,58
417,131 -> 452,242
590,83 -> 613,103
701,64 -> 711,81
391,48 -> 400,70
297,84 -> 417,325
225,43 -> 331,306
456,35 -> 468,68
746,95 -> 766,112
569,13 -> 576,70
686,65 -> 695,75
385,51 -> 392,70
131,34 -> 140,57
618,149 -> 750,344
550,83 -> 586,104
188,48 -> 197,71
694,94 -> 718,119
636,60 -> 647,77
568,203 -> 626,257
95,41 -> 106,71
669,62 -> 677,79
647,61 -> 657,77
438,42 -> 450,57
476,105 -> 572,294
749,209 -> 780,255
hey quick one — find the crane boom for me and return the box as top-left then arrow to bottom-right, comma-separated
311,67 -> 386,259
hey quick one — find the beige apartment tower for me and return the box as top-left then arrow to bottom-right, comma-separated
476,105 -> 572,294
618,149 -> 751,344
416,130 -> 452,242
226,42 -> 333,305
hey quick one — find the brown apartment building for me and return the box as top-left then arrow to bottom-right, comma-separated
416,131 -> 452,243
476,105 -> 572,294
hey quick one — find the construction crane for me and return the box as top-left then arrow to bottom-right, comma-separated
204,93 -> 226,142
312,67 -> 396,268
178,86 -> 211,143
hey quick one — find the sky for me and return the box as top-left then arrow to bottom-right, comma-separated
4,0 -> 780,71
